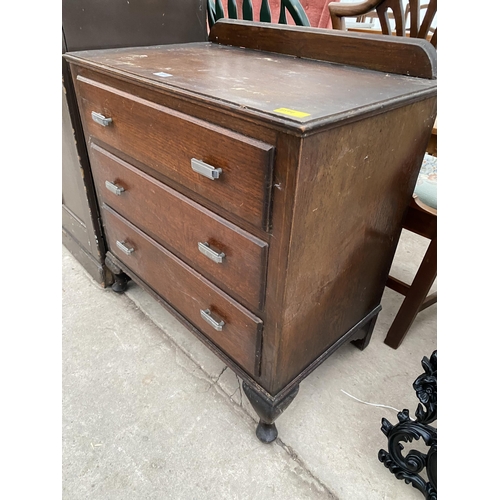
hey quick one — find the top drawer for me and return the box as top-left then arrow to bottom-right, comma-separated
75,74 -> 275,230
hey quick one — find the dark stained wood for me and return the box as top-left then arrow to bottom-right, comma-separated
386,277 -> 436,312
337,0 -> 438,350
102,205 -> 263,375
420,292 -> 437,311
89,143 -> 268,311
209,19 -> 437,79
242,380 -> 300,443
62,80 -> 97,252
62,55 -> 110,286
378,0 -> 405,36
402,197 -> 437,239
104,249 -> 273,395
350,313 -> 378,351
62,228 -> 111,286
70,69 -> 278,242
384,113 -> 437,349
259,133 -> 303,388
75,73 -> 275,230
270,98 -> 436,390
106,255 -> 130,293
384,236 -> 437,349
329,0 -> 437,49
272,306 -> 381,399
386,276 -> 410,296
66,22 -> 437,412
64,39 -> 437,135
384,194 -> 437,348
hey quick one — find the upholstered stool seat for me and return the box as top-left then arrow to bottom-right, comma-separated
414,153 -> 437,209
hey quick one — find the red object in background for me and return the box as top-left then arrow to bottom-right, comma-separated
233,0 -> 339,28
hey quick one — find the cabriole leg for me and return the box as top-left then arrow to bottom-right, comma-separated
105,254 -> 129,294
242,382 -> 299,444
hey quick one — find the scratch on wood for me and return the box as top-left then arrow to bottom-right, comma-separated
231,87 -> 264,95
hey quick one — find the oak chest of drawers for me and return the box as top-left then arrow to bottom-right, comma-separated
65,20 -> 437,442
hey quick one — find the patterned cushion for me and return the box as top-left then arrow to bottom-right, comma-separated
414,153 -> 437,209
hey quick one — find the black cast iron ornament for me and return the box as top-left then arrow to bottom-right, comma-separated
378,351 -> 437,499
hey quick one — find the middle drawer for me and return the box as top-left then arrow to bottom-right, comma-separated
90,143 -> 268,311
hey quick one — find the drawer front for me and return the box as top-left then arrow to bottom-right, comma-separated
90,143 -> 268,310
102,205 -> 263,376
76,74 -> 275,230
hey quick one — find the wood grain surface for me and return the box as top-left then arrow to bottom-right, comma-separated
89,143 -> 268,311
76,73 -> 275,230
102,205 -> 263,376
209,19 -> 437,79
271,98 -> 436,389
65,35 -> 436,132
65,24 -> 438,396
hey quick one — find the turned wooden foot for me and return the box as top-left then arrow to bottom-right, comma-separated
256,421 -> 278,443
242,382 -> 299,443
105,254 -> 130,294
111,273 -> 129,293
351,314 -> 378,351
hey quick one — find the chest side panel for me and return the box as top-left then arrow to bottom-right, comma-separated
272,97 -> 437,392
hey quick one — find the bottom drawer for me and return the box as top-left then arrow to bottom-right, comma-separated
102,205 -> 263,376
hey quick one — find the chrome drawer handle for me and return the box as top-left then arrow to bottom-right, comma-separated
200,309 -> 225,331
105,180 -> 125,195
198,242 -> 225,264
191,158 -> 222,180
91,111 -> 113,127
116,240 -> 134,256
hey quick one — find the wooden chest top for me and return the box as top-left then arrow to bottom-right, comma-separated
64,36 -> 436,131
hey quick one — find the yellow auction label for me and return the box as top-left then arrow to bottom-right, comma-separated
273,108 -> 311,118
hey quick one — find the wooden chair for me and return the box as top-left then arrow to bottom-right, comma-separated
329,0 -> 437,349
385,151 -> 437,349
354,2 -> 435,39
329,0 -> 436,47
207,0 -> 311,28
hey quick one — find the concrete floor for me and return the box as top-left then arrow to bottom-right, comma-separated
62,228 -> 437,500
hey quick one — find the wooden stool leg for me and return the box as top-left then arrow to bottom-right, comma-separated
384,237 -> 437,349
